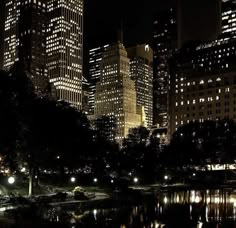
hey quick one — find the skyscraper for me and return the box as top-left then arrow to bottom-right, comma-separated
127,44 -> 153,128
46,0 -> 83,109
153,8 -> 177,128
94,42 -> 142,141
88,44 -> 109,114
3,0 -> 48,92
222,0 -> 236,34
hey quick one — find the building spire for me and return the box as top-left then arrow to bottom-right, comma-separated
117,19 -> 124,43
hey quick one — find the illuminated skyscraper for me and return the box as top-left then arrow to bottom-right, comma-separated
46,0 -> 83,108
127,44 -> 153,128
88,44 -> 109,114
153,8 -> 177,128
3,0 -> 48,92
94,42 -> 142,141
222,0 -> 236,34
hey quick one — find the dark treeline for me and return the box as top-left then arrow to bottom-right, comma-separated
1,63 -> 236,192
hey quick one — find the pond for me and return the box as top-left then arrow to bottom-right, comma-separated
43,188 -> 236,228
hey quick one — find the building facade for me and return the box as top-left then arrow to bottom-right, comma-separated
46,0 -> 83,109
127,44 -> 153,128
3,0 -> 48,92
88,44 -> 109,114
169,36 -> 236,137
153,8 -> 177,128
222,0 -> 236,34
94,42 -> 142,141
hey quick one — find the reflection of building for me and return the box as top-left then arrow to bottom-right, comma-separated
88,44 -> 109,114
3,0 -> 48,92
47,0 -> 83,109
127,44 -> 153,128
94,42 -> 142,141
153,8 -> 177,128
169,36 -> 236,137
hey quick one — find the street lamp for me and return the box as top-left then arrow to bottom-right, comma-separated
8,176 -> 15,184
70,177 -> 76,183
164,175 -> 168,180
93,178 -> 98,183
133,177 -> 138,183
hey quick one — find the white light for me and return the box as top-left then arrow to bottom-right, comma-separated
164,175 -> 168,180
133,177 -> 138,183
93,178 -> 98,183
111,179 -> 114,183
164,196 -> 168,204
193,173 -> 196,176
70,177 -> 76,183
8,176 -> 15,184
20,167 -> 26,172
57,156 -> 60,159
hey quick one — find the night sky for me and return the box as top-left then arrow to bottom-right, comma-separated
84,0 -> 173,49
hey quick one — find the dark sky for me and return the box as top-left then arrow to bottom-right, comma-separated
84,0 -> 173,49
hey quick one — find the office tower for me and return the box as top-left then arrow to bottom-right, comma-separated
0,0 -> 6,70
82,76 -> 89,114
222,0 -> 236,34
177,0 -> 221,48
169,37 -> 236,137
88,44 -> 109,114
153,8 -> 177,128
127,44 -> 153,128
3,0 -> 48,92
47,0 -> 83,109
94,42 -> 142,141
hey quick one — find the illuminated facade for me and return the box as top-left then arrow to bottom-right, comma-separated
153,8 -> 177,128
127,44 -> 153,128
94,42 -> 142,141
169,37 -> 236,137
88,44 -> 109,114
46,0 -> 83,109
222,0 -> 236,34
3,0 -> 48,92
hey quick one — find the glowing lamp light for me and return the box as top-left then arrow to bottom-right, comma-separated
70,177 -> 76,183
133,177 -> 138,183
93,178 -> 98,183
164,175 -> 168,180
8,176 -> 15,184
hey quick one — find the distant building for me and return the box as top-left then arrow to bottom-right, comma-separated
3,0 -> 48,92
46,0 -> 83,109
169,36 -> 236,138
82,76 -> 90,114
88,44 -> 109,114
127,44 -> 153,128
94,42 -> 143,142
153,8 -> 177,128
89,115 -> 117,142
222,0 -> 236,35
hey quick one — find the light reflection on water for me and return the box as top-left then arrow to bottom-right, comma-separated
46,189 -> 236,227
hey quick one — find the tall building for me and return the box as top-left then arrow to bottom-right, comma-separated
3,0 -> 48,92
127,44 -> 153,128
88,44 -> 109,114
82,76 -> 89,114
222,0 -> 236,34
169,36 -> 236,137
94,42 -> 142,141
46,0 -> 83,109
0,0 -> 6,70
153,8 -> 177,128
